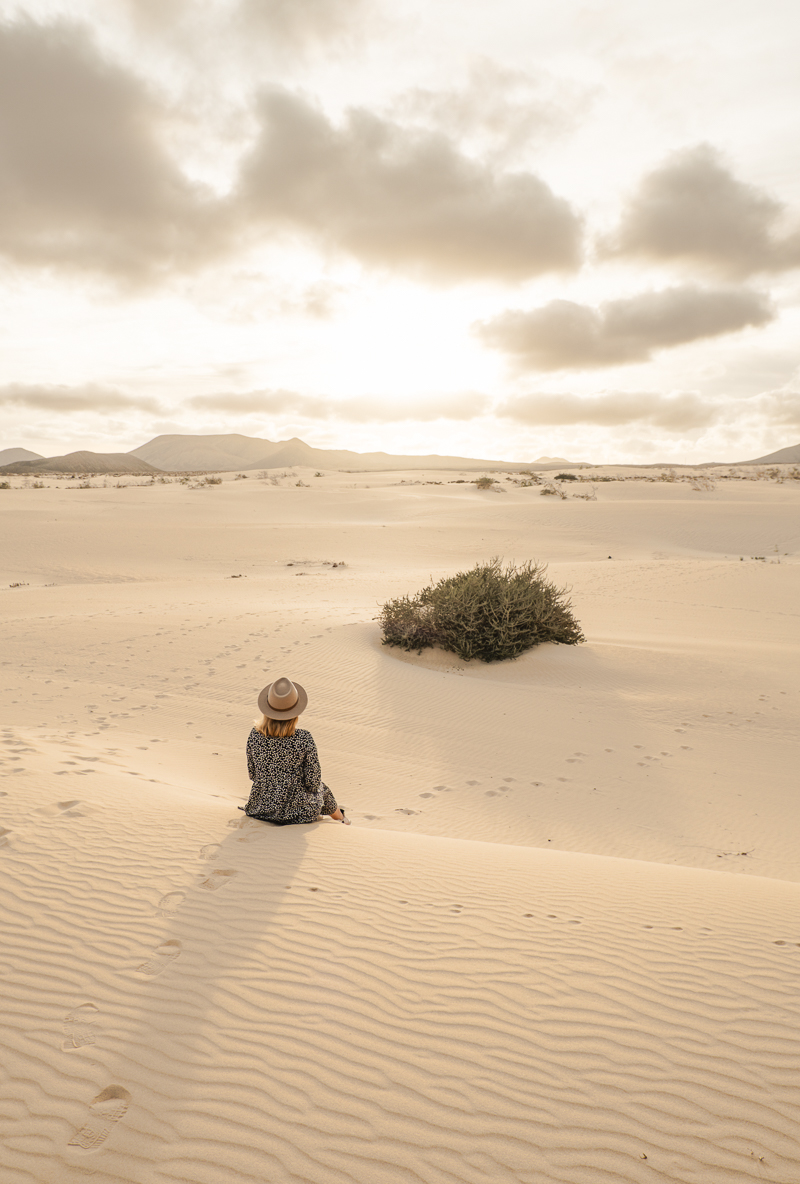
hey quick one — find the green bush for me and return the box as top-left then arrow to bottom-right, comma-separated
378,558 -> 584,662
474,475 -> 495,489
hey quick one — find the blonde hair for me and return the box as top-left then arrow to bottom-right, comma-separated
255,714 -> 298,738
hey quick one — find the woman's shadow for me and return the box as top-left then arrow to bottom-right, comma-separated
114,808 -> 326,1157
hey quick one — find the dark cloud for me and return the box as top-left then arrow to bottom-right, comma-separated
189,389 -> 490,421
0,383 -> 162,413
0,18 -> 226,284
498,390 -> 721,432
237,88 -> 583,282
475,285 -> 774,371
0,22 -> 582,286
603,145 -> 800,278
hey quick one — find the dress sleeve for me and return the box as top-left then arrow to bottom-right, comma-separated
301,734 -> 322,793
246,732 -> 256,782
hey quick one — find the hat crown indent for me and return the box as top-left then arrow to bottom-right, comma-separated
267,677 -> 299,711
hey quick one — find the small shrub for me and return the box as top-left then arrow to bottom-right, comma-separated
0,481 -> 10,490
475,476 -> 495,489
378,558 -> 584,662
235,473 -> 248,480
314,471 -> 324,477
204,476 -> 222,485
556,472 -> 578,481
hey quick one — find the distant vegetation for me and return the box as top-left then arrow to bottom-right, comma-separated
378,558 -> 584,662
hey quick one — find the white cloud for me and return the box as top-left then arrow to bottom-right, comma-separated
498,390 -> 721,432
189,388 -> 490,421
393,57 -> 591,164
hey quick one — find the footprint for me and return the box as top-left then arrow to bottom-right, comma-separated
158,891 -> 185,914
37,800 -> 81,817
68,1085 -> 130,1150
235,821 -> 263,842
199,843 -> 221,859
419,792 -> 434,798
394,808 -> 420,815
62,1002 -> 99,1050
227,816 -> 259,831
199,868 -> 238,891
362,814 -> 382,821
137,939 -> 182,976
465,780 -> 479,786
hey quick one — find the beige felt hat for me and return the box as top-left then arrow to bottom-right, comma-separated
257,676 -> 308,720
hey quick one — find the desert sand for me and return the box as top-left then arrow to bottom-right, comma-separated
1,465 -> 799,1183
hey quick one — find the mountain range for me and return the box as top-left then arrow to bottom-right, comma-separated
0,451 -> 159,475
1,434 -> 798,474
128,434 -> 586,473
741,443 -> 800,464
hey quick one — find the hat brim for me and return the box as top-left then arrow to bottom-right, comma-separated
258,680 -> 308,719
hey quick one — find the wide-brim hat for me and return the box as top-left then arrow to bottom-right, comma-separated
258,677 -> 308,720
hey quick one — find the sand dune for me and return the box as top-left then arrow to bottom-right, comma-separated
1,467 -> 798,1182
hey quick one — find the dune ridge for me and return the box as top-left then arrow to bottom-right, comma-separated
2,751 -> 800,1183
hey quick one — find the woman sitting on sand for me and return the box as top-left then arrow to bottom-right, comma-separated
244,677 -> 350,826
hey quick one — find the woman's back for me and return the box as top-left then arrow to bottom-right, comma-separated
245,677 -> 349,825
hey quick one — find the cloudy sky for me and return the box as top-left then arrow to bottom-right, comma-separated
1,0 -> 799,463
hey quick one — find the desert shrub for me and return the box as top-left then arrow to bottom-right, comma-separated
556,472 -> 578,480
475,476 -> 495,489
204,476 -> 222,485
378,558 -> 584,662
0,481 -> 10,489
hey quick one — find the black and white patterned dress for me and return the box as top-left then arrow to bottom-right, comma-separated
244,727 -> 339,824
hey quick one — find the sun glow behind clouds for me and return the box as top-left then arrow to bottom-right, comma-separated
0,0 -> 799,462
